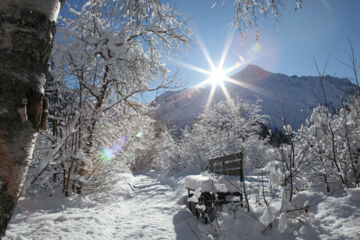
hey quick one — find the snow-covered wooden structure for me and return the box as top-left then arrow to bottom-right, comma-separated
185,152 -> 244,223
208,152 -> 244,180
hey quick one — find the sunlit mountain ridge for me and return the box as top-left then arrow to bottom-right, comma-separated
153,64 -> 356,133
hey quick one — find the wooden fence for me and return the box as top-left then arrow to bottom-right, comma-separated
208,152 -> 244,181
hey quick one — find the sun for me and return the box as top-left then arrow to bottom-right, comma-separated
208,67 -> 226,86
172,31 -> 268,111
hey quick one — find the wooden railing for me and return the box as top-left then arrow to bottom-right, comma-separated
208,152 -> 244,181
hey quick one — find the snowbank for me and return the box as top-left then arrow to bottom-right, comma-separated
108,173 -> 135,201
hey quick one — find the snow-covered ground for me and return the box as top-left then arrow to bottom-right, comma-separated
4,173 -> 205,240
4,172 -> 360,240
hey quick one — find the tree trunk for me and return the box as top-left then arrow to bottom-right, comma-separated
0,1 -> 58,237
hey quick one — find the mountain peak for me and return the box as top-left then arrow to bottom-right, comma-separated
231,64 -> 271,83
240,64 -> 270,74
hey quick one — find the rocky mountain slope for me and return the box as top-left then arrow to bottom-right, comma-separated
153,65 -> 356,132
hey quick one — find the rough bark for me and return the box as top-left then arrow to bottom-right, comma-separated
0,2 -> 56,238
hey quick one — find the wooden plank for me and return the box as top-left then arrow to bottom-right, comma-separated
211,167 -> 244,179
209,160 -> 243,169
208,152 -> 242,164
225,169 -> 242,176
208,152 -> 244,181
223,161 -> 242,169
211,159 -> 241,165
212,165 -> 223,172
208,154 -> 238,164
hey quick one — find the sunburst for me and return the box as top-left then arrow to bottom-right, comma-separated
174,32 -> 271,112
208,67 -> 226,86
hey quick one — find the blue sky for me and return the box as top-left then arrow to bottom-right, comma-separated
166,0 -> 360,89
61,1 -> 360,101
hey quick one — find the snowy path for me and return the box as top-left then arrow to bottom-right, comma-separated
110,174 -> 203,240
4,174 -> 206,240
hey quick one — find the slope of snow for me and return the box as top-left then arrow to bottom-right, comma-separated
4,173 -> 204,240
312,189 -> 360,240
208,189 -> 360,240
153,65 -> 355,131
4,172 -> 360,240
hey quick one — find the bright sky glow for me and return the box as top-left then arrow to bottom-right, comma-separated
168,0 -> 360,94
63,1 -> 360,103
176,32 -> 271,110
208,68 -> 226,86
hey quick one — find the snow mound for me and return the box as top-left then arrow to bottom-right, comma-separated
109,173 -> 135,200
311,189 -> 360,240
346,188 -> 360,202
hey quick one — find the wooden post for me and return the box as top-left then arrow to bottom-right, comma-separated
239,152 -> 244,182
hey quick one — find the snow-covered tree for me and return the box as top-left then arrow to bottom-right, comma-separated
28,0 -> 190,196
298,97 -> 360,189
212,0 -> 303,37
259,93 -> 360,234
179,98 -> 268,171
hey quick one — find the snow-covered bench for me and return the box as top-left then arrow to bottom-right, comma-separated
185,152 -> 244,223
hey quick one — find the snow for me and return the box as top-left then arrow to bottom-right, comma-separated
4,173 -> 204,240
312,190 -> 360,240
4,172 -> 360,240
260,206 -> 275,226
278,213 -> 288,233
1,0 -> 61,21
185,174 -> 243,192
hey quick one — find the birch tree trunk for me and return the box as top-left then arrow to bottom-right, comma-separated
0,0 -> 59,237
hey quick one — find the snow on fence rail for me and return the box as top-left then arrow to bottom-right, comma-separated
185,152 -> 245,224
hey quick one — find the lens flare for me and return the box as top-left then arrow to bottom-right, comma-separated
99,148 -> 115,162
99,136 -> 127,162
321,0 -> 331,11
135,131 -> 143,138
251,42 -> 262,54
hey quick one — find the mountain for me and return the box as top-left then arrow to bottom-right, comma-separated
153,64 -> 356,133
